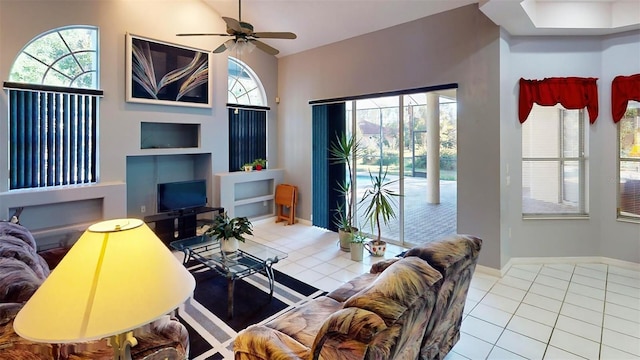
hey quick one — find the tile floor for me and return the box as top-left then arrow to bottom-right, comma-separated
248,220 -> 640,360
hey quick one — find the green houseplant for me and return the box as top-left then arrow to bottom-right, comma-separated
359,167 -> 400,257
252,158 -> 267,171
349,231 -> 367,261
205,212 -> 253,253
328,132 -> 361,251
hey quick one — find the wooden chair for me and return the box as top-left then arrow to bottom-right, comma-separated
275,184 -> 297,225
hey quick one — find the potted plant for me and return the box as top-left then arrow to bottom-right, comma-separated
252,158 -> 267,171
359,167 -> 400,257
242,163 -> 254,172
328,132 -> 361,251
205,212 -> 253,254
349,231 -> 367,262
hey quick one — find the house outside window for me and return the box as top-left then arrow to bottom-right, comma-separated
618,101 -> 640,220
4,25 -> 101,190
522,105 -> 588,216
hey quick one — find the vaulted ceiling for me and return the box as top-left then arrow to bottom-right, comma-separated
200,0 -> 640,57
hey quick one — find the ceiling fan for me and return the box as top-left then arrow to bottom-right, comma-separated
176,0 -> 296,56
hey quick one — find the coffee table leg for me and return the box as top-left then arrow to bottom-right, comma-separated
265,264 -> 275,298
228,277 -> 234,319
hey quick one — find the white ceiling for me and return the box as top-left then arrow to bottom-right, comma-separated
201,0 -> 640,57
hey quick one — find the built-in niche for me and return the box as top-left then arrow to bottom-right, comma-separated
126,153 -> 212,220
140,122 -> 200,149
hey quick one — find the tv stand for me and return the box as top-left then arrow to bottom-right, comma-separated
144,206 -> 223,245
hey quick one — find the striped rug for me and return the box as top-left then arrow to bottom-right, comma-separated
177,261 -> 325,359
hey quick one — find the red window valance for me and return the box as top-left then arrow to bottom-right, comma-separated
519,77 -> 599,124
611,74 -> 640,123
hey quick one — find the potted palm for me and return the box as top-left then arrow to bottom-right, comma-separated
205,212 -> 253,254
360,167 -> 400,257
329,132 -> 360,251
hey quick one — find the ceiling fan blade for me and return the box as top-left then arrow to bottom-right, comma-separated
252,40 -> 279,56
213,39 -> 236,53
222,17 -> 244,34
176,33 -> 231,37
252,32 -> 297,40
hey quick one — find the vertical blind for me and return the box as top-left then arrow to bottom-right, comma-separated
228,107 -> 267,172
311,102 -> 346,231
6,85 -> 100,190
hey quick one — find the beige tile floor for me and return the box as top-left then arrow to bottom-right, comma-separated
247,220 -> 640,360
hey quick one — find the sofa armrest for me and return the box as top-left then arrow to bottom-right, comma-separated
234,325 -> 309,360
310,307 -> 388,360
368,258 -> 400,274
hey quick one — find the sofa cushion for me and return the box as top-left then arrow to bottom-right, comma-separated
0,257 -> 43,303
344,256 -> 442,327
326,272 -> 378,303
234,296 -> 344,360
264,296 -> 343,349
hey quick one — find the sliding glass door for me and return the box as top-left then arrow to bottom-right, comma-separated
350,90 -> 457,247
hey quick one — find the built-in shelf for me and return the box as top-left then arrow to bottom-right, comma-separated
141,122 -> 199,149
216,169 -> 284,220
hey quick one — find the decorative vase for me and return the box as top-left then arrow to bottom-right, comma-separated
364,241 -> 386,257
350,242 -> 364,261
221,238 -> 239,254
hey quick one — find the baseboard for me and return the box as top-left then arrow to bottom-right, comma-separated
252,216 -> 311,226
476,256 -> 640,278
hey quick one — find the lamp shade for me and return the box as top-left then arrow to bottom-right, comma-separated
14,218 -> 195,343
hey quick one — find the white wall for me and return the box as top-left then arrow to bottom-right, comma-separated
277,4 -> 504,268
503,30 -> 640,264
0,1 -> 278,241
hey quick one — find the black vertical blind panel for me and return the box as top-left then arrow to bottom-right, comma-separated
39,93 -> 47,187
8,88 -> 99,189
63,94 -> 70,184
89,96 -> 97,182
228,108 -> 267,172
9,91 -> 16,189
311,103 -> 346,232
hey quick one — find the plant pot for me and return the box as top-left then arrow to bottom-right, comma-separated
364,240 -> 386,257
338,227 -> 357,252
221,238 -> 239,254
350,242 -> 364,261
255,164 -> 263,171
243,166 -> 253,172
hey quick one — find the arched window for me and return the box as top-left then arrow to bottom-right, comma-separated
228,57 -> 265,106
10,25 -> 98,88
4,26 -> 102,190
226,57 -> 268,171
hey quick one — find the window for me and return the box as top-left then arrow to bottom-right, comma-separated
4,26 -> 101,190
228,57 -> 264,106
522,105 -> 588,216
227,57 -> 268,171
618,101 -> 640,219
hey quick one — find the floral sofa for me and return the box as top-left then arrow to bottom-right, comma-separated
0,221 -> 190,360
233,234 -> 482,360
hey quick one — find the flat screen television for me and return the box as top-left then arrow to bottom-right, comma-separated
157,179 -> 207,214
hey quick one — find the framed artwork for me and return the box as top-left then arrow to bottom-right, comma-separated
126,33 -> 211,108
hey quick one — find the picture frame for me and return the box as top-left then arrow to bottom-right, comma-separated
126,33 -> 211,108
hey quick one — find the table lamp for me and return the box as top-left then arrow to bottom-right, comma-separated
13,218 -> 196,360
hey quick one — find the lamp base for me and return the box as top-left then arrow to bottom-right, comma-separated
109,331 -> 138,360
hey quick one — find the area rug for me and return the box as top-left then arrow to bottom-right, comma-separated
177,260 -> 326,360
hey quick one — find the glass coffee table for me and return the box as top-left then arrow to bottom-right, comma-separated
170,235 -> 288,318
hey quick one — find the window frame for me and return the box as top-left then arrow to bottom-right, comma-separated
617,101 -> 640,221
522,106 -> 589,218
5,25 -> 101,191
